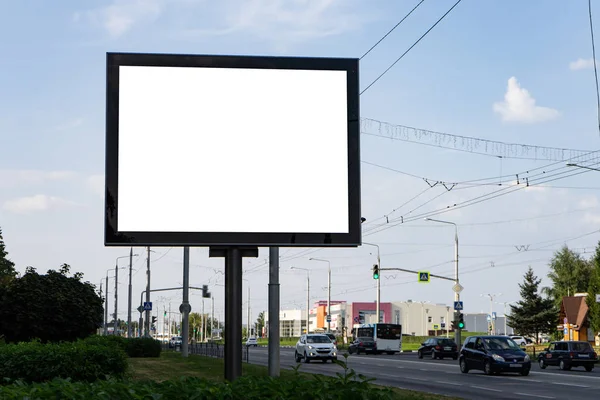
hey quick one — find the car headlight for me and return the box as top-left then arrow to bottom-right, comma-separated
524,355 -> 530,362
308,345 -> 313,349
492,354 -> 505,362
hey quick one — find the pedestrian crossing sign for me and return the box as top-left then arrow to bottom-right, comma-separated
418,271 -> 430,283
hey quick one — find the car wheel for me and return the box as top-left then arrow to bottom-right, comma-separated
418,350 -> 423,359
294,351 -> 301,363
539,359 -> 546,369
585,365 -> 594,372
348,347 -> 354,355
459,357 -> 469,373
559,360 -> 570,371
386,351 -> 394,355
333,357 -> 338,362
483,360 -> 493,375
520,369 -> 530,376
304,351 -> 310,363
452,355 -> 458,360
431,351 -> 437,360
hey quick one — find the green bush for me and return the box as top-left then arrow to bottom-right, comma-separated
124,337 -> 161,358
0,341 -> 128,384
0,376 -> 398,400
82,335 -> 161,358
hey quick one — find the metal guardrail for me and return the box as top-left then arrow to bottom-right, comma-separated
162,342 -> 249,362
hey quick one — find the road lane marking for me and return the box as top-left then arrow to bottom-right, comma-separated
410,377 -> 427,381
470,385 -> 502,392
514,393 -> 555,399
396,366 -> 405,369
435,381 -> 461,386
376,364 -> 385,367
531,371 -> 600,381
550,382 -> 590,388
419,369 -> 429,371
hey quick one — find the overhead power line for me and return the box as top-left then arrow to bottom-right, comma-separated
360,0 -> 426,60
589,0 -> 600,137
361,118 -> 597,161
360,0 -> 464,95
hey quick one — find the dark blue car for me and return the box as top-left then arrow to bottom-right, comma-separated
459,335 -> 531,376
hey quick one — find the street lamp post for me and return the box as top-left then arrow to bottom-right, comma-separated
425,218 -> 460,346
363,242 -> 381,323
291,266 -> 311,334
497,301 -> 514,336
309,258 -> 331,332
481,293 -> 502,334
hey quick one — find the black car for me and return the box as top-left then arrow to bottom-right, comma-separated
348,337 -> 377,354
459,335 -> 531,376
538,341 -> 598,372
418,337 -> 458,360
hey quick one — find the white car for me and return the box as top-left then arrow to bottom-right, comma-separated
295,334 -> 337,363
510,336 -> 527,346
245,337 -> 258,347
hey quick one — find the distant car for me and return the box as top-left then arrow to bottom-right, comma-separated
459,335 -> 531,376
538,341 -> 598,372
169,336 -> 182,348
295,334 -> 337,363
418,337 -> 458,360
325,333 -> 338,346
509,336 -> 527,346
245,337 -> 258,347
348,337 -> 377,355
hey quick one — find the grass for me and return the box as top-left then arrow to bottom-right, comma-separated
129,352 -> 462,399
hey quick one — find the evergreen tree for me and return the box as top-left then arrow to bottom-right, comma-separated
0,227 -> 17,286
508,266 -> 556,341
544,246 -> 592,308
586,241 -> 600,337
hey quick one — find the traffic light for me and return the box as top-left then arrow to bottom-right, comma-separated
202,284 -> 211,298
152,316 -> 157,325
164,310 -> 167,318
457,313 -> 465,329
372,264 -> 380,280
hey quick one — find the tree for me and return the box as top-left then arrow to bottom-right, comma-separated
544,246 -> 593,308
507,266 -> 556,342
0,264 -> 103,343
0,227 -> 17,287
255,311 -> 265,337
586,241 -> 600,336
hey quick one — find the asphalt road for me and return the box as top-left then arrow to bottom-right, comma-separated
246,347 -> 600,400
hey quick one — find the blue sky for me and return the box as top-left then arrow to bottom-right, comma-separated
1,0 -> 600,326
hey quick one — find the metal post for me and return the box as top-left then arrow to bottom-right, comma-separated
247,287 -> 251,337
182,246 -> 190,357
114,262 -> 118,335
306,273 -> 310,334
454,228 -> 461,348
202,299 -> 205,342
327,265 -> 331,332
268,247 -> 280,377
225,247 -> 243,381
104,275 -> 109,335
127,247 -> 133,338
145,247 -> 151,337
504,303 -> 507,335
211,296 -> 215,340
446,306 -> 450,338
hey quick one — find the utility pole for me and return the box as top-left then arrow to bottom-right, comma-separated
105,274 -> 109,335
309,258 -> 331,332
211,296 -> 215,340
363,243 -> 381,323
181,246 -> 190,357
202,299 -> 206,342
306,274 -> 310,334
247,286 -> 251,337
268,247 -> 280,377
114,261 -> 118,335
127,247 -> 133,338
145,246 -> 151,337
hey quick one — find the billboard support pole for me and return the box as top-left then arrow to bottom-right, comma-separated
210,246 -> 258,382
268,247 -> 280,377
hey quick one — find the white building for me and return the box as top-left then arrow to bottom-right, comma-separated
264,309 -> 307,337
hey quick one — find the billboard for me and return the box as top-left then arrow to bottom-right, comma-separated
105,52 -> 360,247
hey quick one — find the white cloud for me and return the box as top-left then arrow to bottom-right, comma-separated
578,195 -> 599,208
87,175 -> 105,197
0,169 -> 78,188
177,0 -> 372,49
77,0 -> 163,38
3,195 -> 78,214
493,77 -> 560,123
569,58 -> 597,71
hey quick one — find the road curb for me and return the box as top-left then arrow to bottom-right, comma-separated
255,345 -> 419,352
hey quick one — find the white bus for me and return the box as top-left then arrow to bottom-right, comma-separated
353,323 -> 402,355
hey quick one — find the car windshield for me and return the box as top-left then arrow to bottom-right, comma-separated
437,339 -> 456,346
326,334 -> 336,340
483,337 -> 520,350
358,337 -> 374,342
307,335 -> 331,343
572,342 -> 593,352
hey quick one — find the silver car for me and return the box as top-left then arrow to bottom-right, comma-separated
295,334 -> 337,363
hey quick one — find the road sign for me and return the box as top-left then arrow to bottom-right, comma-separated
492,312 -> 497,320
433,324 -> 440,330
453,301 -> 464,311
596,294 -> 600,303
143,302 -> 152,311
354,316 -> 359,323
486,314 -> 491,322
179,303 -> 192,314
326,315 -> 332,322
137,305 -> 144,313
564,327 -> 568,335
441,322 -> 446,328
418,271 -> 430,283
452,283 -> 464,293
